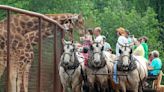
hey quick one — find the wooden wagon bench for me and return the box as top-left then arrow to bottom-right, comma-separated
143,71 -> 164,92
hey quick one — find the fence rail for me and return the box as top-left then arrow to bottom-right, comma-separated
0,5 -> 65,30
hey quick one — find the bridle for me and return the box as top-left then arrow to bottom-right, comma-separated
93,51 -> 102,56
89,51 -> 103,61
117,42 -> 133,67
119,54 -> 131,66
61,43 -> 80,70
88,44 -> 106,69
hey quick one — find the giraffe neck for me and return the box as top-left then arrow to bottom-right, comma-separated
20,14 -> 82,46
0,13 -> 83,47
1,14 -> 81,35
24,30 -> 53,46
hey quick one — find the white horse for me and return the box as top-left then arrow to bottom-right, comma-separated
59,41 -> 82,92
114,43 -> 148,92
81,42 -> 109,92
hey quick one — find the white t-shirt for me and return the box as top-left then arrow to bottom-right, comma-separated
94,35 -> 103,43
116,36 -> 128,56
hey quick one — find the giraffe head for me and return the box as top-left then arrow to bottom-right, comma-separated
69,14 -> 84,30
45,14 -> 85,34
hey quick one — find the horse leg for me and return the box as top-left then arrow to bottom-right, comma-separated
73,83 -> 82,92
98,75 -> 108,92
87,75 -> 95,92
138,82 -> 143,92
120,81 -> 126,92
133,85 -> 139,92
94,83 -> 99,92
62,86 -> 66,92
88,83 -> 95,92
82,81 -> 89,92
61,82 -> 68,92
23,63 -> 31,92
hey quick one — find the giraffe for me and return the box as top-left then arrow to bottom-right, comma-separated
0,13 -> 84,92
0,23 -> 30,92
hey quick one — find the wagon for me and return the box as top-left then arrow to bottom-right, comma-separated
143,71 -> 164,92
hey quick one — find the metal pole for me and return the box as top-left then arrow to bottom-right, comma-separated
6,9 -> 10,92
60,29 -> 64,91
37,17 -> 42,92
53,25 -> 57,92
53,25 -> 63,92
61,29 -> 64,51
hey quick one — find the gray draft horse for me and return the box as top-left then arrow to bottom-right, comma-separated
115,43 -> 148,92
59,41 -> 82,92
81,42 -> 109,92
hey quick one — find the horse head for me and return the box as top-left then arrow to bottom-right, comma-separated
118,43 -> 133,70
89,42 -> 105,68
61,40 -> 76,67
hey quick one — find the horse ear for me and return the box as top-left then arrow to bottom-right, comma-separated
130,49 -> 133,54
90,45 -> 94,51
101,46 -> 104,51
119,49 -> 122,54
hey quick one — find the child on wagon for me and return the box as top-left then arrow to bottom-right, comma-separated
80,28 -> 93,66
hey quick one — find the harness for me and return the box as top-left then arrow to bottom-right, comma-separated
60,50 -> 81,90
61,52 -> 79,80
116,41 -> 137,71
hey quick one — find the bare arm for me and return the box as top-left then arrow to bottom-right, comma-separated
147,65 -> 154,70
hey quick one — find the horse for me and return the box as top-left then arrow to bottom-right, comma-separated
81,42 -> 109,92
59,41 -> 82,92
114,43 -> 148,92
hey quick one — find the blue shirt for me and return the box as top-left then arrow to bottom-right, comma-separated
149,58 -> 162,75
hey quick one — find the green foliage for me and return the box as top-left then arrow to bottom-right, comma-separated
0,0 -> 163,66
0,0 -> 164,85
